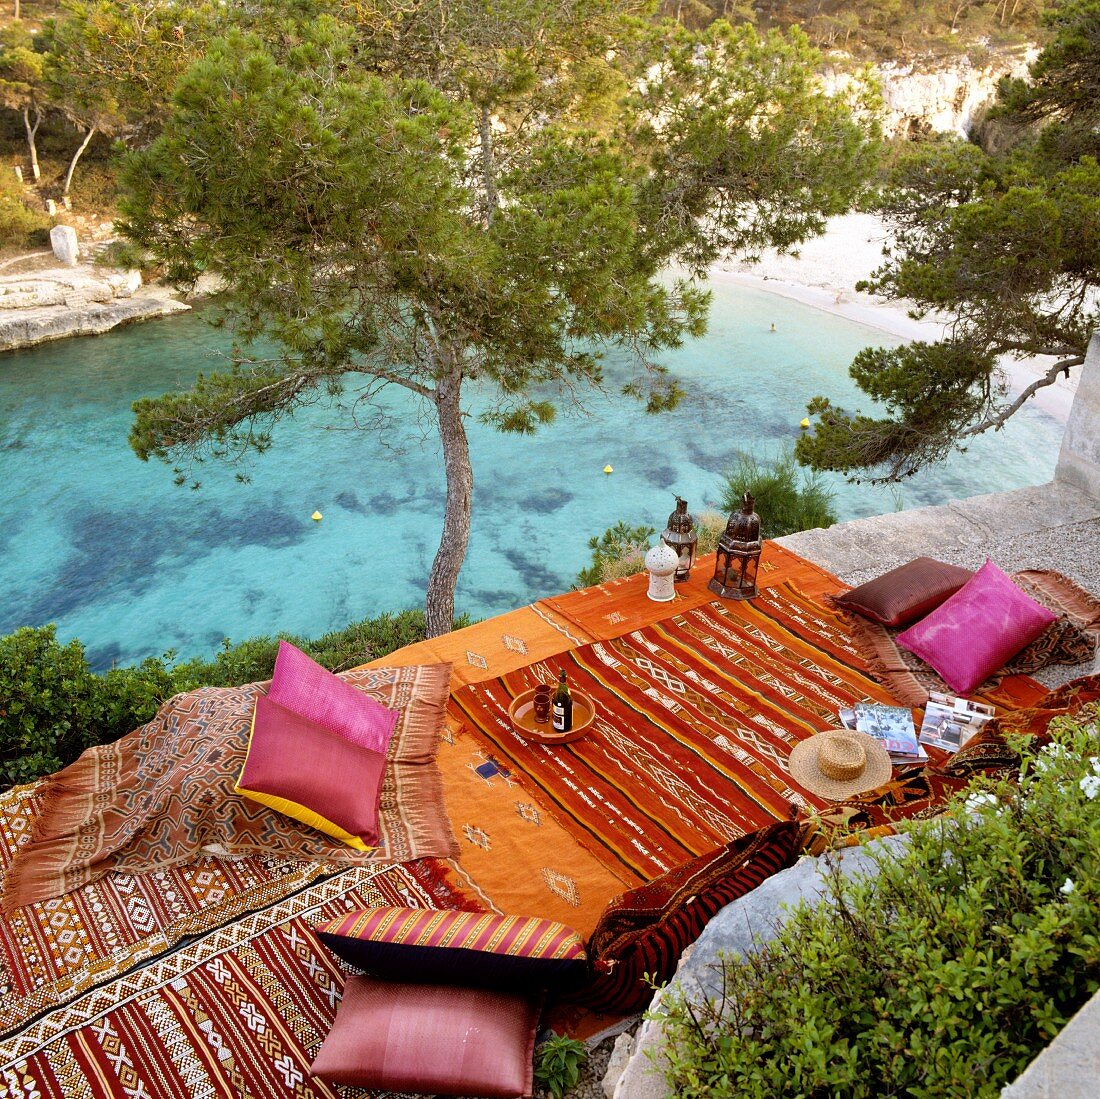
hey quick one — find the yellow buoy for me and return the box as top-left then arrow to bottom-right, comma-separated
603,464 -> 614,475
311,511 -> 323,521
800,418 -> 810,430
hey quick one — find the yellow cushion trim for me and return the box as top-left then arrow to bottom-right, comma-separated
234,704 -> 372,852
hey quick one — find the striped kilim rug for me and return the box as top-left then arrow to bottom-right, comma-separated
0,852 -> 458,1098
447,582 -> 1043,887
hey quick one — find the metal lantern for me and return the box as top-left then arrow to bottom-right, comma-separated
661,495 -> 698,582
709,491 -> 762,600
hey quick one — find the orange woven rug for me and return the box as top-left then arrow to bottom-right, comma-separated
0,557 -> 1062,1095
447,582 -> 1048,894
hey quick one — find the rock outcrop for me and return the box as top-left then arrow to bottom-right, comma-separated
605,837 -> 911,1099
0,266 -> 190,353
828,48 -> 1037,142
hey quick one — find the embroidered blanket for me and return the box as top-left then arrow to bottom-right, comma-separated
3,665 -> 459,913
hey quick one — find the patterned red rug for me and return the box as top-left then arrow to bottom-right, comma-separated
448,583 -> 1045,885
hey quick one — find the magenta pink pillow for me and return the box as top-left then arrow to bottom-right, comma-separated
236,695 -> 387,850
896,560 -> 1057,695
310,976 -> 540,1096
267,640 -> 398,754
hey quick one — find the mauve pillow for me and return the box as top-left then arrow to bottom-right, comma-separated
310,975 -> 540,1097
267,640 -> 397,753
833,557 -> 973,628
896,560 -> 1057,695
235,695 -> 386,851
315,907 -> 587,990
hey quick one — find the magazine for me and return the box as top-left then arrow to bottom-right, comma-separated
853,702 -> 925,763
918,692 -> 996,753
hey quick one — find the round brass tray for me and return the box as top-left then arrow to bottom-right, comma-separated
508,687 -> 596,744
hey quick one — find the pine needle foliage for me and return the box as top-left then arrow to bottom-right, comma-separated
718,446 -> 837,538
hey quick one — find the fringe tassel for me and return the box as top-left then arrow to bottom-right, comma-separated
837,609 -> 933,706
3,745 -> 108,913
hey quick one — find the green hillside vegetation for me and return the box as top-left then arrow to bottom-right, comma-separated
0,0 -> 1054,257
666,0 -> 1047,54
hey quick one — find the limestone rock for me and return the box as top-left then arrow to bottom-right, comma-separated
826,50 -> 1036,141
601,1032 -> 635,1099
50,225 -> 79,266
0,265 -> 188,351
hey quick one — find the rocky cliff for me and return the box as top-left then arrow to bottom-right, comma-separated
828,47 -> 1037,141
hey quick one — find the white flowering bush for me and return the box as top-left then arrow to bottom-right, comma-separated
661,711 -> 1100,1098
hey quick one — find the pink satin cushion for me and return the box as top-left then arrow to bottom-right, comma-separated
896,560 -> 1057,695
236,694 -> 386,850
267,640 -> 398,753
310,975 -> 540,1097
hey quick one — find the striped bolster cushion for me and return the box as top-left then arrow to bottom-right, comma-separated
315,908 -> 587,991
565,820 -> 801,1014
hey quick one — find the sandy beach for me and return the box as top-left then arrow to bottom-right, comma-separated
712,212 -> 1078,424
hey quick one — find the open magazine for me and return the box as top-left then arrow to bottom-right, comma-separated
918,692 -> 995,753
840,703 -> 927,764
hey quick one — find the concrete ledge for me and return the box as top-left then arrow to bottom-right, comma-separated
775,480 -> 1100,588
1001,990 -> 1100,1098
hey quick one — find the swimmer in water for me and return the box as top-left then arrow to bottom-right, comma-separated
769,323 -> 776,332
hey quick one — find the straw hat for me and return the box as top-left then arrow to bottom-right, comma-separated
788,729 -> 892,800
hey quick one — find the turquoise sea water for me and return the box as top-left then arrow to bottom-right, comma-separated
0,279 -> 1063,669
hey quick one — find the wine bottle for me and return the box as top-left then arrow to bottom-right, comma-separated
551,669 -> 573,732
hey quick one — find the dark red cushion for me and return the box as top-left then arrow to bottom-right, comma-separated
310,976 -> 540,1097
565,821 -> 801,1014
833,557 -> 973,628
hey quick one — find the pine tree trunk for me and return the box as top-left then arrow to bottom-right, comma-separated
479,106 -> 498,228
425,368 -> 473,638
62,125 -> 97,199
23,107 -> 41,182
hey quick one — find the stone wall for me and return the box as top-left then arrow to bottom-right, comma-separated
1055,331 -> 1100,501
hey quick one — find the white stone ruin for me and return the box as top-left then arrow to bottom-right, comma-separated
49,224 -> 80,267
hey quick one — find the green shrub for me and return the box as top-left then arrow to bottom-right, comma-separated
660,715 -> 1100,1098
0,171 -> 50,253
718,445 -> 837,538
170,635 -> 283,692
0,626 -> 101,785
576,521 -> 655,587
534,1033 -> 589,1099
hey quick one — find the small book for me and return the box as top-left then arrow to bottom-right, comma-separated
853,702 -> 924,763
918,692 -> 995,753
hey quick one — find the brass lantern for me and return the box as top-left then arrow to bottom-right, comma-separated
709,491 -> 762,600
661,495 -> 698,582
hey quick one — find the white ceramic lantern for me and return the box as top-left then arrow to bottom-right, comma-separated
644,542 -> 679,602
